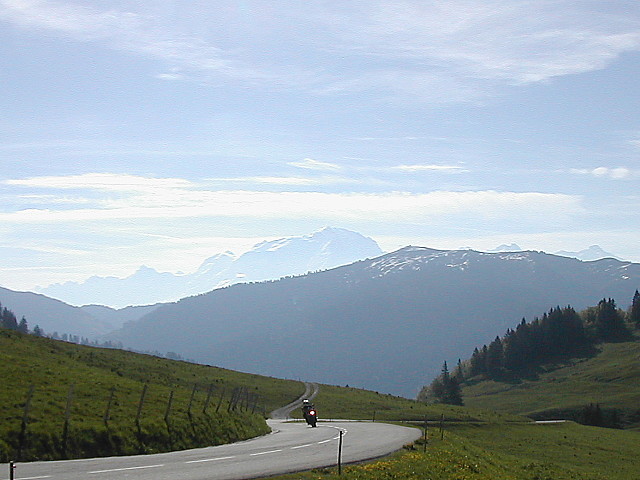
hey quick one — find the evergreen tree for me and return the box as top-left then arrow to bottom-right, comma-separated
469,347 -> 485,376
1,307 -> 18,330
17,316 -> 29,334
452,359 -> 464,381
630,290 -> 640,329
485,336 -> 504,377
428,362 -> 464,405
445,374 -> 464,406
593,298 -> 628,340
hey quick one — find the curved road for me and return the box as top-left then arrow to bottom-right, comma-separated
2,420 -> 421,480
270,382 -> 320,419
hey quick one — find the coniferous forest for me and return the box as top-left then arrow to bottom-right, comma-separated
421,291 -> 640,406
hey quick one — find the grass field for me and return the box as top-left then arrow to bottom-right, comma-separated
271,421 -> 640,480
4,327 -> 640,478
0,328 -> 303,461
308,383 -> 524,424
1,328 -> 518,462
461,338 -> 640,428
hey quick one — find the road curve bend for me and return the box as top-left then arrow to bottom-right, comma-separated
2,420 -> 421,480
270,381 -> 319,419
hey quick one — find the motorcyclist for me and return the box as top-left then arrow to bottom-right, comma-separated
301,399 -> 317,426
301,399 -> 314,415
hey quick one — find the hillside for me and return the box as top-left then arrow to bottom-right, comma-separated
0,326 -> 503,463
0,328 -> 302,462
0,287 -> 116,338
107,247 -> 640,397
461,336 -> 640,428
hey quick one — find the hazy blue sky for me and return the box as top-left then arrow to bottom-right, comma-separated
1,0 -> 639,291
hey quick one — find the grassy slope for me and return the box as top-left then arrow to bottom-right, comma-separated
310,384 -> 523,424
2,329 -> 500,462
461,338 -> 640,426
0,328 -> 303,461
273,421 -> 640,480
4,328 -> 640,478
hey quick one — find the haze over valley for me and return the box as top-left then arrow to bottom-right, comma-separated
1,228 -> 637,398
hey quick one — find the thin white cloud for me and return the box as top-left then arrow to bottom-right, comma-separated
3,173 -> 583,224
334,1 -> 640,85
392,164 -> 468,173
0,0 -> 243,79
2,1 -> 639,101
288,158 -> 342,171
6,172 -> 193,191
570,166 -> 637,180
211,175 -> 349,186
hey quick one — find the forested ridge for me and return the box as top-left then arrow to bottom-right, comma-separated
0,302 -> 36,335
421,290 -> 640,412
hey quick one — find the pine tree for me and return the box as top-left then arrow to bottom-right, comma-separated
593,298 -> 628,340
485,336 -> 504,378
427,362 -> 463,405
17,316 -> 29,334
2,307 -> 19,330
630,290 -> 640,328
469,347 -> 484,376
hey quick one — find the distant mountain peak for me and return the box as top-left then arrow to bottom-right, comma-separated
37,227 -> 383,308
555,245 -> 621,262
490,243 -> 523,252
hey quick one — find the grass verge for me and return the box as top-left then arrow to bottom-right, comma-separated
272,421 -> 640,480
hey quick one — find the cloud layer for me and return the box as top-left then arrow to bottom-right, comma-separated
2,1 -> 640,101
3,173 -> 583,225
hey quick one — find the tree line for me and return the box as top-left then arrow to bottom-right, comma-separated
0,302 -> 43,336
0,301 -> 192,362
422,290 -> 640,405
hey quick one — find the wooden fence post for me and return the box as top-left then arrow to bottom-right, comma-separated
136,383 -> 148,430
17,385 -> 35,460
164,390 -> 174,428
203,384 -> 215,414
215,387 -> 226,413
423,416 -> 428,452
62,384 -> 74,456
104,386 -> 115,429
188,384 -> 197,418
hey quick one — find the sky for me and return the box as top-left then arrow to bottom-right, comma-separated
1,0 -> 640,292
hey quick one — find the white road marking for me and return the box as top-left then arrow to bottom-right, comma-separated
250,449 -> 282,456
89,464 -> 164,474
185,456 -> 236,464
16,476 -> 52,480
291,444 -> 313,449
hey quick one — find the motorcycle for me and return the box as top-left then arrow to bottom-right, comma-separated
302,406 -> 318,427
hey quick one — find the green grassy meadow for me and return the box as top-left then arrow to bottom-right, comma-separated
0,328 -> 302,461
3,327 -> 640,479
273,421 -> 640,480
461,338 -> 640,428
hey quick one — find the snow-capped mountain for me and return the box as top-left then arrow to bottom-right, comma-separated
36,227 -> 383,308
107,246 -> 640,397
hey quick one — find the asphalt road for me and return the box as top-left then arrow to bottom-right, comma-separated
2,420 -> 421,480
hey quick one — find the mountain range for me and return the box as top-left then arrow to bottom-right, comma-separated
36,227 -> 383,309
1,227 -> 635,397
104,247 -> 640,397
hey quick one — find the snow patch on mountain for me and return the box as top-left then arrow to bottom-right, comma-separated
37,227 -> 383,308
